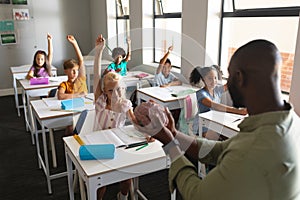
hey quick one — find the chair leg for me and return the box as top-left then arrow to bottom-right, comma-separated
130,179 -> 135,200
49,129 -> 57,168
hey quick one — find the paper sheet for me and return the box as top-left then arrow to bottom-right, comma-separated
83,126 -> 146,146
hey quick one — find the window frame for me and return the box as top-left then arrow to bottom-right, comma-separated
219,1 -> 300,64
153,0 -> 182,66
218,0 -> 300,94
115,0 -> 130,47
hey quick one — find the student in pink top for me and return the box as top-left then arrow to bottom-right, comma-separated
26,33 -> 53,80
93,34 -> 136,200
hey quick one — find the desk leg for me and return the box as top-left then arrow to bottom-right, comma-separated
65,148 -> 75,200
22,90 -> 29,132
41,124 -> 52,194
34,117 -> 41,169
86,180 -> 97,200
171,189 -> 176,200
86,72 -> 91,93
13,76 -> 21,117
198,117 -> 206,178
27,95 -> 35,144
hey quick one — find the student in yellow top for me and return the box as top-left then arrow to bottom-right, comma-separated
155,45 -> 182,87
57,35 -> 88,100
26,33 -> 53,80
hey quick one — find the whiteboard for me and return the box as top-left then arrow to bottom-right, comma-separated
289,12 -> 300,116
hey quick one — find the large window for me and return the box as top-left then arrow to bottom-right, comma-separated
115,0 -> 130,49
154,0 -> 182,67
220,0 -> 300,93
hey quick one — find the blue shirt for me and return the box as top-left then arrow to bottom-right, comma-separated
107,60 -> 128,76
154,72 -> 176,86
192,85 -> 224,134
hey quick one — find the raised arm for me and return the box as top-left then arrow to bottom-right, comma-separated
47,33 -> 53,75
157,45 -> 173,74
124,37 -> 131,62
93,34 -> 106,101
67,35 -> 85,78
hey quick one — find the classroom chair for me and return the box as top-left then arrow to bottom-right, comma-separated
48,88 -> 57,98
176,93 -> 207,178
73,109 -> 96,200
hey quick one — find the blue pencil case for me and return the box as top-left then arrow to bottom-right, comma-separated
79,144 -> 115,160
61,98 -> 84,110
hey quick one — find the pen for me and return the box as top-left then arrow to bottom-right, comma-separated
73,134 -> 85,146
135,143 -> 148,151
84,96 -> 94,101
116,144 -> 127,148
124,141 -> 148,149
232,118 -> 242,123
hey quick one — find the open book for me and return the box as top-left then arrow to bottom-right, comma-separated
83,125 -> 147,147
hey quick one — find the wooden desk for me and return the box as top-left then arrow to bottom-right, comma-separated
198,110 -> 244,138
136,85 -> 197,110
10,65 -> 57,117
121,71 -> 154,88
63,126 -> 172,200
30,97 -> 94,194
18,76 -> 67,144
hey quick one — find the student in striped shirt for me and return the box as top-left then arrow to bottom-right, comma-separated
93,34 -> 134,200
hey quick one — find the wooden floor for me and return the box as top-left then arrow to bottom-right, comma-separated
0,95 -> 182,200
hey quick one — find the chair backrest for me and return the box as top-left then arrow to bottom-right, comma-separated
48,88 -> 57,97
73,109 -> 96,136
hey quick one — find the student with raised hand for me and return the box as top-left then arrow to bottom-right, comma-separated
93,34 -> 139,200
26,33 -> 53,80
155,45 -> 182,87
103,37 -> 131,76
57,35 -> 88,100
132,39 -> 300,200
190,65 -> 247,139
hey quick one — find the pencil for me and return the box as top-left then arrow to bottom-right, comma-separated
73,134 -> 85,146
135,143 -> 148,151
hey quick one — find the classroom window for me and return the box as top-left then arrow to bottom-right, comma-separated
224,0 -> 300,11
154,0 -> 182,68
220,0 -> 300,93
116,0 -> 129,17
116,0 -> 130,48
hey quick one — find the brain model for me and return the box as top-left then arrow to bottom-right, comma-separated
134,101 -> 168,127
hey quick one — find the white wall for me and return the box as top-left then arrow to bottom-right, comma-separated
0,0 -> 92,93
1,0 -> 217,95
129,0 -> 143,68
181,0 -> 221,79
